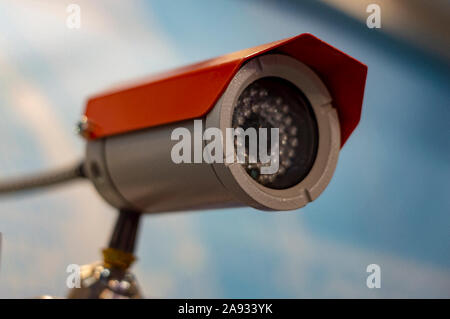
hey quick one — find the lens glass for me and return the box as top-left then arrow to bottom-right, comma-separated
232,77 -> 319,189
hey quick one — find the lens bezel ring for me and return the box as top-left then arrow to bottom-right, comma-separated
206,54 -> 341,211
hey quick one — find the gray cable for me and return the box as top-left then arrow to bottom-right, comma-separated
0,161 -> 86,195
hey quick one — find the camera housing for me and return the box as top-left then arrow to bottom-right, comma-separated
82,33 -> 367,213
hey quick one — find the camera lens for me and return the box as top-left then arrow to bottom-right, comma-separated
232,77 -> 319,189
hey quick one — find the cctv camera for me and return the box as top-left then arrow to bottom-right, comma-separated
81,33 -> 367,213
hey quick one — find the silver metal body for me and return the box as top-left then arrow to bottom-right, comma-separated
85,54 -> 341,213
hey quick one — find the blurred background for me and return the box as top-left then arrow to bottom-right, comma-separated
0,0 -> 449,298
